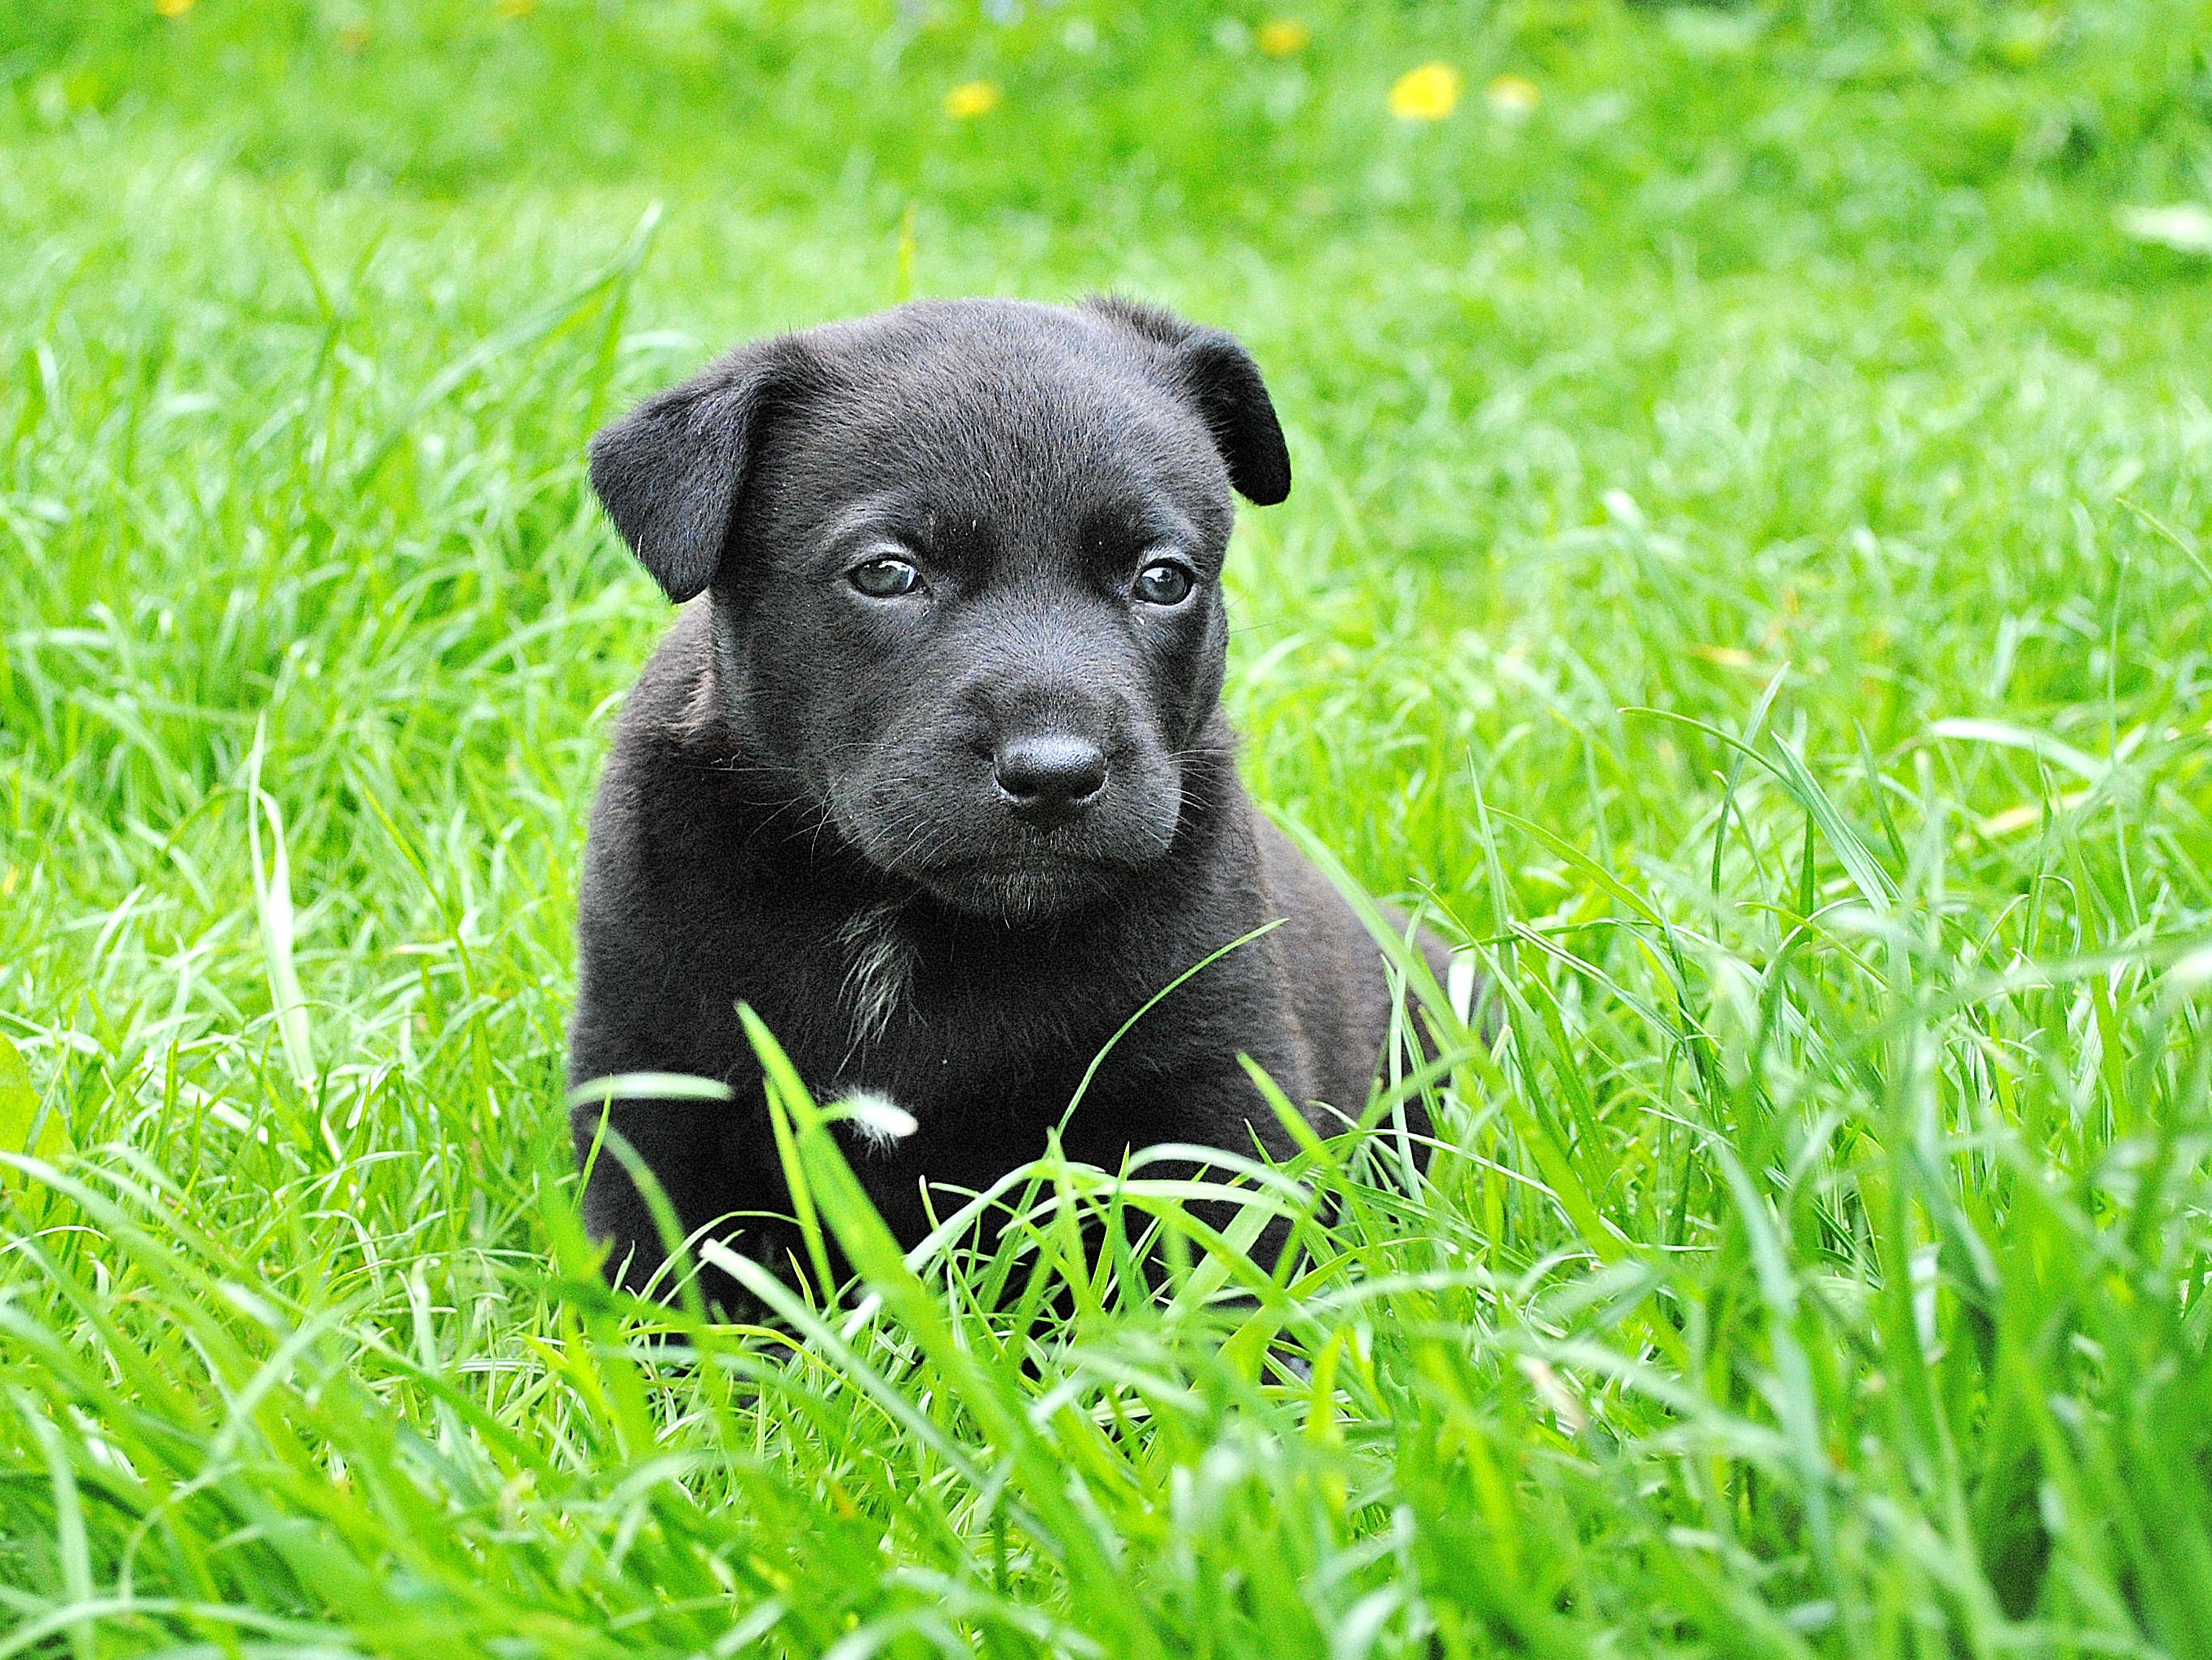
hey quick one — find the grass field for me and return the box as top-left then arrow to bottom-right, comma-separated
6,2 -> 2212,1654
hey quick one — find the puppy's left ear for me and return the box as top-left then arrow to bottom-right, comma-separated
1083,296 -> 1291,506
588,344 -> 791,603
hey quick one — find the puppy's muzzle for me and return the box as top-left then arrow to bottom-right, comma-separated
991,733 -> 1107,830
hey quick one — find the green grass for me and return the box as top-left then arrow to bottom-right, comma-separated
5,2 -> 2212,1654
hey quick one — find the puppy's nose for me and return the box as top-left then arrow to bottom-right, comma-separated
992,734 -> 1107,828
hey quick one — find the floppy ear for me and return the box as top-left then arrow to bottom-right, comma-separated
1172,329 -> 1292,506
1082,295 -> 1291,506
588,348 -> 788,603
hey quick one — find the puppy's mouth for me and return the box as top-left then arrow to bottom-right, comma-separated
911,843 -> 1164,925
826,782 -> 1179,924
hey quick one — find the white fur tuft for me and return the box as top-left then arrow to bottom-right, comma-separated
837,1089 -> 917,1156
836,901 -> 914,1049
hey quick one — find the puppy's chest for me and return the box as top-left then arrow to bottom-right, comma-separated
804,907 -> 1191,1115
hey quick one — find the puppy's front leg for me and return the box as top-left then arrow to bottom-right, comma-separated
1059,1063 -> 1316,1287
570,1094 -> 778,1312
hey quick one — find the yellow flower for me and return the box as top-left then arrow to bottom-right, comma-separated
337,21 -> 371,51
153,0 -> 193,15
496,0 -> 537,17
944,80 -> 1003,119
1256,20 -> 1311,57
1485,73 -> 1539,118
1388,62 -> 1461,121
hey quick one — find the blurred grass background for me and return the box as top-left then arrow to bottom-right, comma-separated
4,2 -> 2212,1656
11,0 -> 2212,274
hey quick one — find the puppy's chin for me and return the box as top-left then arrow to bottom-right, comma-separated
913,854 -> 1146,925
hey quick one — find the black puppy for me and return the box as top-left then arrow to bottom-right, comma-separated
568,296 -> 1451,1307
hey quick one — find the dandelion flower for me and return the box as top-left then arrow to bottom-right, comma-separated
944,80 -> 1004,120
154,0 -> 193,15
1388,62 -> 1461,121
1486,74 -> 1539,119
1257,20 -> 1311,57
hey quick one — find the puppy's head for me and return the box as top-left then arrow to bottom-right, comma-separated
589,296 -> 1290,925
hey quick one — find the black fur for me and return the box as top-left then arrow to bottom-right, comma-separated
570,296 -> 1452,1308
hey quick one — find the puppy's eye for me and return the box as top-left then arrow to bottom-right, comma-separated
850,556 -> 921,599
1132,560 -> 1195,607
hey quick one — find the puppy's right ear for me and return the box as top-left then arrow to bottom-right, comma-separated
588,347 -> 788,604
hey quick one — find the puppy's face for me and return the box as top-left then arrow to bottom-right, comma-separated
589,298 -> 1290,924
